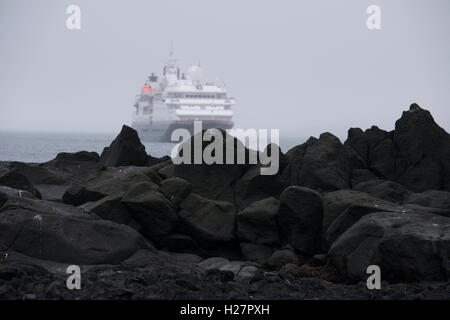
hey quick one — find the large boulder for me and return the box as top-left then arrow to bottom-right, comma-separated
0,197 -> 146,265
234,166 -> 287,210
282,133 -> 352,192
122,181 -> 178,240
329,211 -> 450,282
81,195 -> 140,230
169,130 -> 251,203
325,201 -> 410,248
353,179 -> 410,203
160,177 -> 192,207
277,186 -> 323,254
0,168 -> 41,199
100,125 -> 147,167
322,189 -> 394,235
406,190 -> 450,210
393,104 -> 450,192
178,193 -> 236,244
236,197 -> 280,246
7,153 -> 103,201
62,166 -> 161,206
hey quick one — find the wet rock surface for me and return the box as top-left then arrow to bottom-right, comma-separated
0,104 -> 449,300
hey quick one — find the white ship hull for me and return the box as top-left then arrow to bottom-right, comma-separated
131,53 -> 235,142
132,119 -> 234,142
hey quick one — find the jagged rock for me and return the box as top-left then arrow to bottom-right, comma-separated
160,177 -> 192,207
329,211 -> 450,281
282,133 -> 352,191
0,197 -> 146,264
169,130 -> 251,203
394,104 -> 450,192
234,166 -> 287,210
267,249 -> 302,270
322,189 -> 394,236
62,166 -> 161,206
406,190 -> 450,210
122,181 -> 178,240
178,193 -> 236,244
0,169 -> 41,199
236,197 -> 279,246
81,195 -> 140,230
100,125 -> 147,167
353,179 -> 410,203
277,186 -> 323,254
240,242 -> 273,265
346,126 -> 398,180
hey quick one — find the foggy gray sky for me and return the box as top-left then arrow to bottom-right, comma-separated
1,0 -> 449,140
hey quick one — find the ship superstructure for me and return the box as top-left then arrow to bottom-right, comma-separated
132,53 -> 235,141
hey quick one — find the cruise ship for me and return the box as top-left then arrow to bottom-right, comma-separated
132,53 -> 235,142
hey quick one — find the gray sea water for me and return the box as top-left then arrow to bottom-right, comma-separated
0,131 -> 305,163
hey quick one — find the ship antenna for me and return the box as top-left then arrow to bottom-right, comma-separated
170,41 -> 174,57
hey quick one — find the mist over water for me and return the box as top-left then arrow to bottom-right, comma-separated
0,131 -> 305,163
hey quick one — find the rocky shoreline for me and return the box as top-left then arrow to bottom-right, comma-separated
0,103 -> 449,300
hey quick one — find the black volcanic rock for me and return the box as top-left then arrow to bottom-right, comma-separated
100,125 -> 147,167
345,126 -> 397,180
0,168 -> 41,199
393,104 -> 450,192
5,154 -> 103,201
345,104 -> 450,192
0,196 -> 147,265
277,186 -> 323,254
406,190 -> 450,210
53,151 -> 100,162
160,177 -> 192,208
329,211 -> 450,282
237,197 -> 280,246
178,193 -> 236,244
282,133 -> 352,192
353,179 -> 410,203
122,181 -> 178,240
322,189 -> 394,238
62,166 -> 161,206
168,130 -> 251,203
81,194 -> 140,230
234,165 -> 287,210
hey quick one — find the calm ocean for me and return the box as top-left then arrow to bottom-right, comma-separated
0,131 -> 305,163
